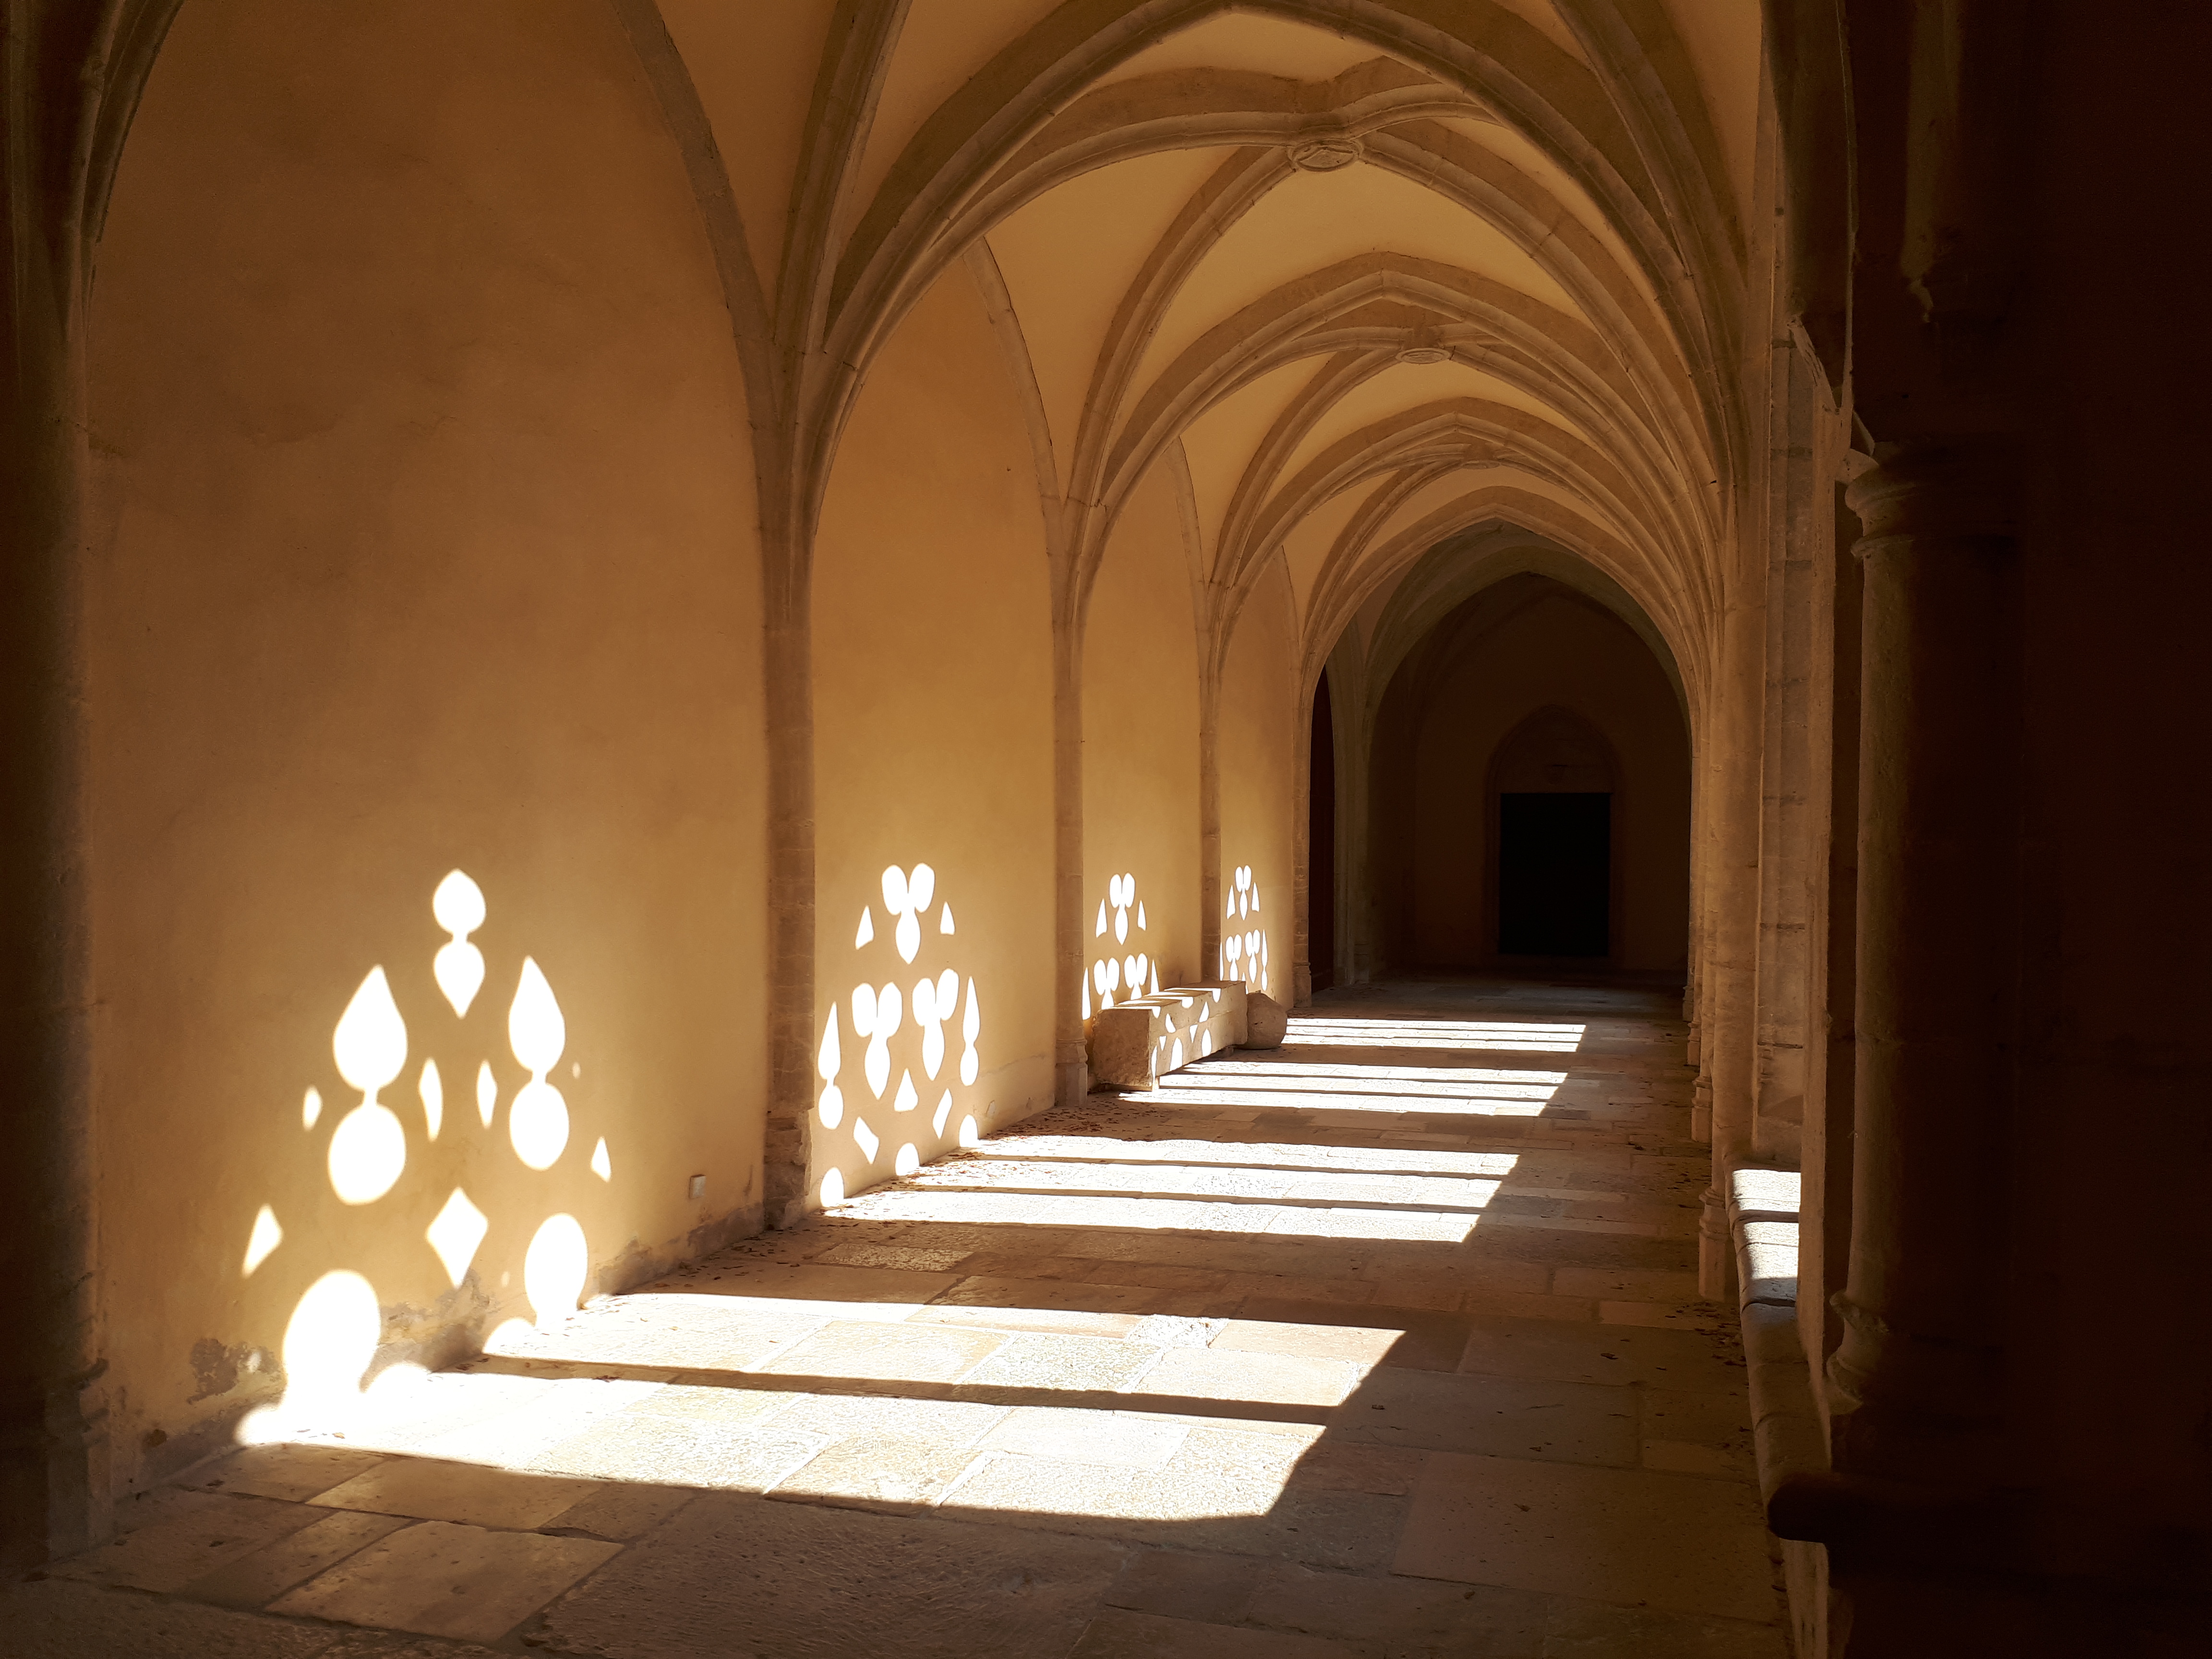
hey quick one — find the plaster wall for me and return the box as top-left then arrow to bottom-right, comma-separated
82,0 -> 767,1488
810,264 -> 1056,1207
1395,588 -> 1689,970
1217,563 -> 1298,998
1082,462 -> 1202,1016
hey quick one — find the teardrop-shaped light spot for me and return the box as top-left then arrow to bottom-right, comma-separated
1149,962 -> 1161,995
939,903 -> 955,935
821,1168 -> 845,1207
303,1087 -> 324,1130
1081,977 -> 1091,1019
1114,907 -> 1129,944
509,1079 -> 570,1170
894,1070 -> 919,1113
243,1205 -> 284,1276
958,1115 -> 981,1148
1137,902 -> 1146,930
881,866 -> 909,914
852,983 -> 877,1037
434,941 -> 485,1020
963,979 -> 980,1044
1106,959 -> 1122,991
854,1118 -> 880,1162
590,1137 -> 612,1180
937,968 -> 957,1012
476,1062 -> 497,1128
876,983 -> 903,1036
855,907 -> 876,948
334,968 -> 408,1096
913,977 -> 937,1024
895,907 -> 921,963
418,1060 -> 443,1140
894,1143 -> 920,1177
908,864 -> 936,913
818,1010 -> 842,1080
818,1084 -> 844,1129
508,959 -> 565,1076
1095,901 -> 1109,937
933,1091 -> 953,1137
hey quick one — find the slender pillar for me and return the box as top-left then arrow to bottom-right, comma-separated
1,10 -> 110,1569
1826,439 -> 2016,1482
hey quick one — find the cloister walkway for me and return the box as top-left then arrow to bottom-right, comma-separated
16,980 -> 1784,1658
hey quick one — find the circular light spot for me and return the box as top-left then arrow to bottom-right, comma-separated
327,1104 -> 407,1204
279,1270 -> 382,1418
523,1214 -> 589,1327
509,1079 -> 570,1170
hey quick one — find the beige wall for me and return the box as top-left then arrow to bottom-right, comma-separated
1400,588 -> 1690,970
1217,561 -> 1299,999
810,264 -> 1057,1206
1082,462 -> 1202,1018
83,0 -> 767,1487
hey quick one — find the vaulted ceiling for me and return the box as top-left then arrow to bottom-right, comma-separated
653,0 -> 1762,704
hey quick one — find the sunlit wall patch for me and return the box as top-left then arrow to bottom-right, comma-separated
1220,864 -> 1268,994
819,863 -> 984,1202
1084,871 -> 1158,1019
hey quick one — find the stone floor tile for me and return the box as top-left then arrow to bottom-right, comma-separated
308,1457 -> 603,1530
183,1506 -> 414,1608
1544,1601 -> 1789,1658
754,1317 -> 1009,1383
1241,1560 -> 1555,1657
1596,1299 -> 1731,1332
908,1301 -> 1149,1338
962,1330 -> 1170,1393
1211,1316 -> 1401,1367
1229,1300 -> 1475,1370
955,1250 -> 1101,1280
812,1241 -> 974,1272
46,1488 -> 328,1592
1456,1315 -> 1747,1393
1286,1439 -> 1428,1495
1551,1267 -> 1703,1301
770,1433 -> 984,1510
540,1480 -> 696,1541
623,1377 -> 797,1425
704,1262 -> 965,1306
1640,1438 -> 1754,1479
1638,1386 -> 1757,1449
941,1274 -> 1178,1317
1101,1547 -> 1266,1621
532,1490 -> 1128,1659
771,1391 -> 1008,1444
1070,1607 -> 1356,1657
0,1576 -> 337,1659
1394,1452 -> 1779,1624
268,1519 -> 620,1643
1136,1346 -> 1361,1407
1086,1260 -> 1232,1292
981,1407 -> 1190,1467
1219,1271 -> 1376,1305
1460,1290 -> 1600,1322
1331,1370 -> 1639,1466
529,1411 -> 830,1491
182,1442 -> 391,1503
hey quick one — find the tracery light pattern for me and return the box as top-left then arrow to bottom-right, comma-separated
1084,871 -> 1158,1019
1221,864 -> 1268,994
820,863 -> 984,1208
237,870 -> 604,1443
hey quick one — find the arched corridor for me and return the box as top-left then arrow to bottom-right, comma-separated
4,4 -> 2207,1656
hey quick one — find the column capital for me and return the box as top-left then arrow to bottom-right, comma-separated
1845,437 -> 2019,546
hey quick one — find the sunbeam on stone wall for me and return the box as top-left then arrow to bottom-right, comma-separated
818,863 -> 986,1209
235,871 -> 612,1446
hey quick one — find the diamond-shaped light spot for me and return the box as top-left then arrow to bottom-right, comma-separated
426,1188 -> 489,1287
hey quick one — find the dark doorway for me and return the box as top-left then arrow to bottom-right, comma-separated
1307,670 -> 1336,990
1498,793 -> 1610,956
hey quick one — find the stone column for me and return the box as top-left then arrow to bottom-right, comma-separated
0,8 -> 111,1570
1825,439 -> 2016,1481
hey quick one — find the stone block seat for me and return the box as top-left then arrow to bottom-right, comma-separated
1086,982 -> 1247,1090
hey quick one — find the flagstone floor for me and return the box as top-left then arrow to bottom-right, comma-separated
11,977 -> 1784,1658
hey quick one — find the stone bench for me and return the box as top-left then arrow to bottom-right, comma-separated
1087,983 -> 1247,1091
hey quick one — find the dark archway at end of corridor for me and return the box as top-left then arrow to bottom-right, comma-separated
1367,573 -> 1689,978
1308,669 -> 1337,994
